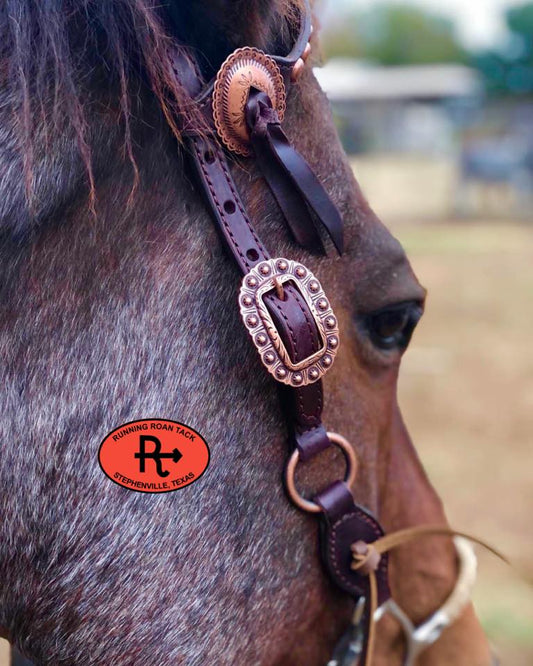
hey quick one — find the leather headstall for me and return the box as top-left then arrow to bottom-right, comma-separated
165,0 -> 390,655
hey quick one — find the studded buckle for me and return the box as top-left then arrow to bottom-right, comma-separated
239,258 -> 339,386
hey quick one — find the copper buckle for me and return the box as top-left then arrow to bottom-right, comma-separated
239,258 -> 339,386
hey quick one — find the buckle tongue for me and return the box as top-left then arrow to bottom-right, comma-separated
239,258 -> 339,386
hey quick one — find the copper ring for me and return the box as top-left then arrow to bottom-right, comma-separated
285,432 -> 358,513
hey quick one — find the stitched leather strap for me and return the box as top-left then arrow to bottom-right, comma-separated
186,131 -> 330,459
164,2 -> 331,460
315,481 -> 390,666
163,7 -> 393,643
188,135 -> 269,274
315,481 -> 390,604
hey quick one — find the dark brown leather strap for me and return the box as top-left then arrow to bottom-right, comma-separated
164,5 -> 392,631
186,131 -> 330,460
246,88 -> 344,254
164,3 -> 332,462
315,481 -> 390,605
187,135 -> 269,274
272,0 -> 312,86
315,480 -> 390,664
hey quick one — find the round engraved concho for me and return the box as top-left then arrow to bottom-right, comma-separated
239,259 -> 339,387
213,47 -> 286,156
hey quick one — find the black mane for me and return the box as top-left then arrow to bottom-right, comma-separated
0,0 -> 299,235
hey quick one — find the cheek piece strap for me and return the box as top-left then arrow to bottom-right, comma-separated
162,2 -> 519,664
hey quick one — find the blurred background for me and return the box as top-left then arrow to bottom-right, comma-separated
316,0 -> 533,663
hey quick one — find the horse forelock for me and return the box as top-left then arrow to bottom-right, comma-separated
0,0 -> 303,239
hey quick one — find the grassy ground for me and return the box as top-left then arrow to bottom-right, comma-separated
390,220 -> 533,665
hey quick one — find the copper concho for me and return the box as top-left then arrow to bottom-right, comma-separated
239,259 -> 339,387
213,47 -> 286,156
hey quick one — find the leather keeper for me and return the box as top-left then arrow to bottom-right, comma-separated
315,481 -> 390,606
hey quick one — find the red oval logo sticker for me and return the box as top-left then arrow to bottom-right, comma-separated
98,419 -> 210,493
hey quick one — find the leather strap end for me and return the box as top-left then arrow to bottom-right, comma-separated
295,424 -> 330,462
246,88 -> 344,256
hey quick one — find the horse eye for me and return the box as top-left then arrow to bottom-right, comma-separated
365,301 -> 423,351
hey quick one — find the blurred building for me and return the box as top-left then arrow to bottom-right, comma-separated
316,59 -> 533,218
314,59 -> 482,154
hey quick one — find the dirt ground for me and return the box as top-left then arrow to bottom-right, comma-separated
390,219 -> 533,665
1,220 -> 531,665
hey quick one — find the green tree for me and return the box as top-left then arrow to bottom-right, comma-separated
322,4 -> 467,65
476,2 -> 533,95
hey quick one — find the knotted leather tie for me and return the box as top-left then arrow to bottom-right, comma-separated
350,525 -> 514,666
245,87 -> 344,255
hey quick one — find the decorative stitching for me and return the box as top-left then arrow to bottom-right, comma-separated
290,287 -> 323,425
168,42 -> 326,435
192,137 -> 256,269
214,143 -> 270,262
192,134 -> 324,433
266,287 -> 321,428
267,295 -> 299,361
297,386 -> 322,427
328,510 -> 388,594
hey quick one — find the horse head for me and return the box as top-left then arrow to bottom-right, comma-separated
0,1 -> 492,664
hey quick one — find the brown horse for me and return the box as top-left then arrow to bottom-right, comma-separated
0,1 -> 492,664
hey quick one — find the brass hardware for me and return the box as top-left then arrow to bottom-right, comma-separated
291,58 -> 305,82
272,277 -> 285,301
239,258 -> 340,386
285,432 -> 358,513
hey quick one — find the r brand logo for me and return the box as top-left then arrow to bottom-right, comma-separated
98,419 -> 210,493
135,435 -> 183,477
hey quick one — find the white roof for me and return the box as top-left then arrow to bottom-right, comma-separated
314,59 -> 482,101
